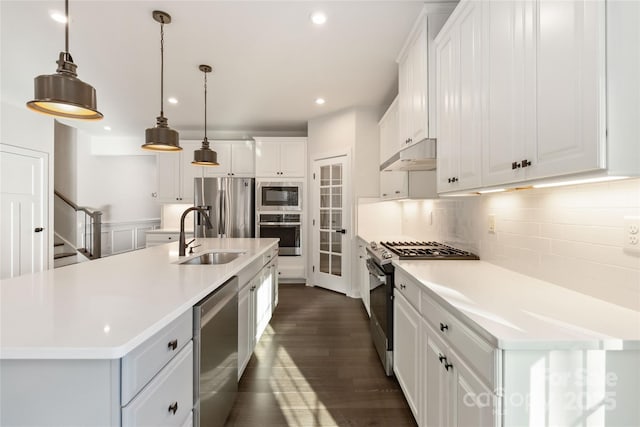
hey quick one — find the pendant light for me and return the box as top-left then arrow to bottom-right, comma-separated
26,0 -> 103,120
192,65 -> 219,166
141,11 -> 181,152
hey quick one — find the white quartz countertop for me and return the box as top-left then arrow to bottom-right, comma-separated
394,260 -> 640,350
0,238 -> 278,360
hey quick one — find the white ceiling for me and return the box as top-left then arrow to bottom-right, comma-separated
1,1 -> 436,140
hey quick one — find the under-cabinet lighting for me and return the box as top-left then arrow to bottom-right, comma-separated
533,176 -> 628,189
478,188 -> 506,194
168,97 -> 178,105
103,126 -> 111,131
315,98 -> 326,105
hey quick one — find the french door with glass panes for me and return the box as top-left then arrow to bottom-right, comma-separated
312,155 -> 351,294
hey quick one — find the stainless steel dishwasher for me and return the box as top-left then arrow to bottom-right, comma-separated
193,276 -> 238,427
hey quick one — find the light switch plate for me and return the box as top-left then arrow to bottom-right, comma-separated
624,216 -> 640,254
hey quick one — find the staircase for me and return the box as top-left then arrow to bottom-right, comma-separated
54,191 -> 102,268
53,234 -> 90,268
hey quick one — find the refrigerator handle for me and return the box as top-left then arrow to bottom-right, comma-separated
219,188 -> 225,237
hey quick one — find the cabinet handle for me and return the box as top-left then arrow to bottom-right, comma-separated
382,193 -> 388,197
251,286 -> 256,291
167,339 -> 178,351
168,401 -> 178,415
511,161 -> 521,170
522,159 -> 532,168
438,354 -> 447,363
394,190 -> 401,194
439,322 -> 448,332
399,284 -> 406,290
34,227 -> 44,232
444,362 -> 453,371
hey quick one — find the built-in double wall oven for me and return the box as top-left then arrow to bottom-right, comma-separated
257,181 -> 303,256
258,213 -> 301,256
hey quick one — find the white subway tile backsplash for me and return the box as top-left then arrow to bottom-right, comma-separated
397,178 -> 640,311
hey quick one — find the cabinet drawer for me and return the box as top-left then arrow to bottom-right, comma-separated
122,341 -> 193,427
146,233 -> 193,248
121,310 -> 193,405
394,269 -> 421,312
421,291 -> 496,388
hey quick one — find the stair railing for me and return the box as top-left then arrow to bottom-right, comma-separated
54,191 -> 102,259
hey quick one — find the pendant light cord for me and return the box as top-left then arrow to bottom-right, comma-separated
64,0 -> 69,54
204,71 -> 208,141
159,19 -> 165,118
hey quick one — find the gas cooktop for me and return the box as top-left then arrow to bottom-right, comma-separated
367,240 -> 479,264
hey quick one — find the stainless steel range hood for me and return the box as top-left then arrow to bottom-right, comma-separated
380,138 -> 437,172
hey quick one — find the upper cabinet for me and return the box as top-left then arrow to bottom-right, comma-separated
204,140 -> 255,177
482,0 -> 605,187
156,140 -> 201,203
396,4 -> 455,153
435,0 -> 483,193
379,97 -> 437,200
435,0 -> 638,193
254,137 -> 306,178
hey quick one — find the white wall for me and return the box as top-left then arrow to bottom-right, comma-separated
76,134 -> 160,223
362,179 -> 640,311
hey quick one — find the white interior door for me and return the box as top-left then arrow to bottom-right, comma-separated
0,144 -> 47,279
311,155 -> 351,294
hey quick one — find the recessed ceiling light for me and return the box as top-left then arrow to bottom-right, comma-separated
315,98 -> 326,105
50,11 -> 67,24
103,126 -> 111,131
168,97 -> 178,105
310,12 -> 327,25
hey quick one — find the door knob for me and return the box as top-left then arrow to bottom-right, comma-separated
34,227 -> 44,232
334,229 -> 347,234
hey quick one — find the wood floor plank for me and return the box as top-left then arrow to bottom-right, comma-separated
226,284 -> 417,427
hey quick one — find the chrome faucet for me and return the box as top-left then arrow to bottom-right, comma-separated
179,207 -> 213,256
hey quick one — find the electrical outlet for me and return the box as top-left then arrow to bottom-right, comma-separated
488,214 -> 496,233
624,216 -> 640,253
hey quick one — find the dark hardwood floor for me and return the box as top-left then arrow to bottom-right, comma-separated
226,284 -> 417,427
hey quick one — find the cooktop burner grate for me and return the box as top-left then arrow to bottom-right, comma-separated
380,241 -> 479,260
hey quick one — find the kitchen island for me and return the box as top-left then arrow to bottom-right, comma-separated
0,237 -> 279,426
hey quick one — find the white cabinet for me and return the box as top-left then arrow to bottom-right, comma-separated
482,0 -> 606,187
254,137 -> 306,178
145,231 -> 192,248
435,0 -> 483,193
238,277 -> 255,378
204,140 -> 255,177
238,249 -> 278,379
397,4 -> 455,149
156,141 -> 202,203
379,97 -> 399,163
394,290 -> 421,420
356,239 -> 369,316
379,97 -> 438,200
421,320 -> 494,427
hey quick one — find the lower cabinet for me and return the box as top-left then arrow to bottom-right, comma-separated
238,250 -> 279,379
421,319 -> 495,427
357,239 -> 369,316
394,291 -> 421,420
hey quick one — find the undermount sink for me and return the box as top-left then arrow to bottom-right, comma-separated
180,251 -> 245,265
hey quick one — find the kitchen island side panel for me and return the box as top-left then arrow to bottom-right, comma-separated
0,359 -> 120,426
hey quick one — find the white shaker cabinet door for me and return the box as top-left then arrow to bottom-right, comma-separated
423,319 -> 451,427
451,349 -> 496,427
204,141 -> 232,177
482,0 -> 536,187
394,292 -> 421,421
255,140 -> 281,177
231,140 -> 256,176
533,0 -> 605,179
157,152 -> 183,202
279,139 -> 306,177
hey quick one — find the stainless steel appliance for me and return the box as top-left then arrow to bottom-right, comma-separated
258,213 -> 301,256
193,276 -> 239,427
256,181 -> 303,211
194,177 -> 255,238
366,241 -> 478,376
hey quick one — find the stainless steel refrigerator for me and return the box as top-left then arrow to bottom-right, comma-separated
194,177 -> 255,238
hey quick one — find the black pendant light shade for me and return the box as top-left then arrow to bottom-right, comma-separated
192,64 -> 219,166
142,11 -> 181,152
27,0 -> 102,120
